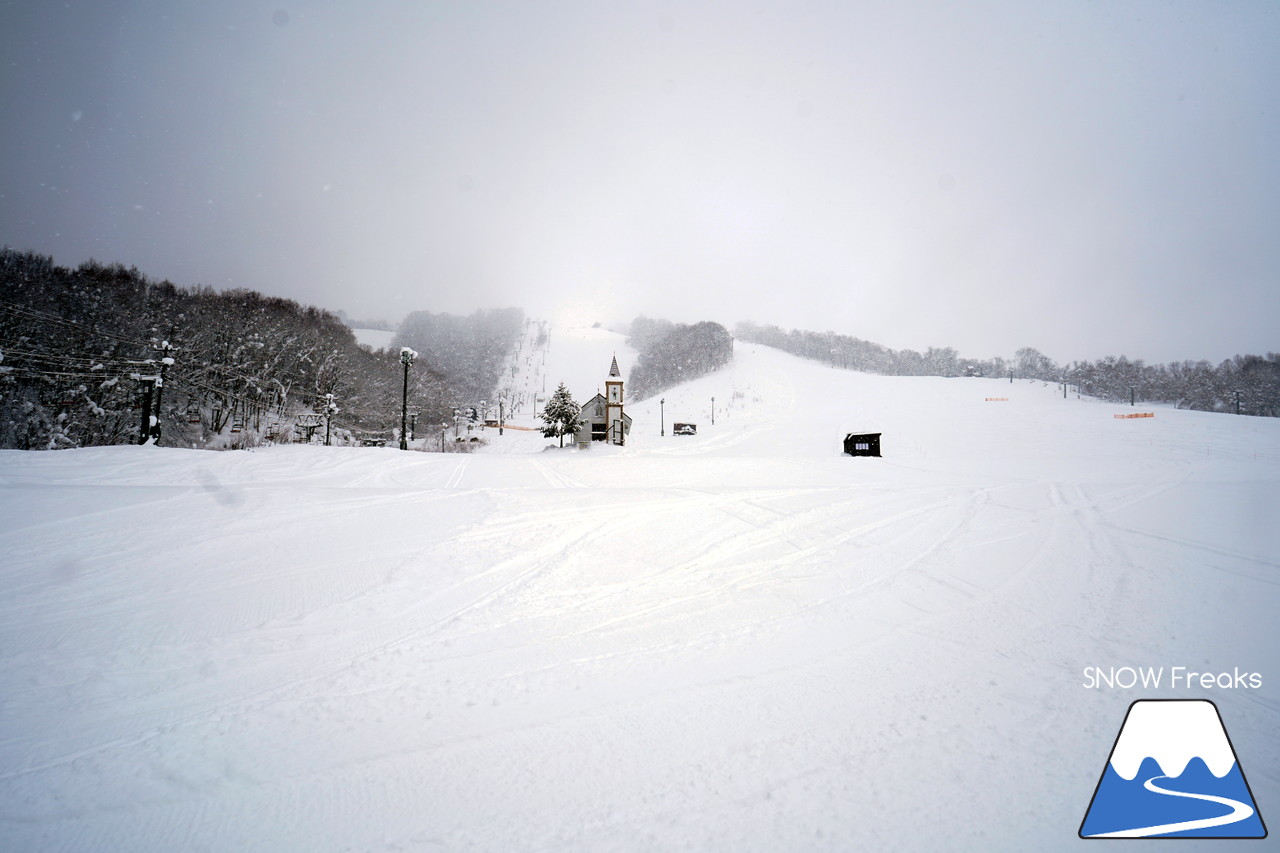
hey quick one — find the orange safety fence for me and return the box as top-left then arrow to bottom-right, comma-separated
1114,413 -> 1155,419
984,397 -> 1009,402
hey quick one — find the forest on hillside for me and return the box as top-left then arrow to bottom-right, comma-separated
393,307 -> 524,409
735,322 -> 1280,417
0,249 -> 520,450
627,317 -> 734,400
4,245 -> 1273,453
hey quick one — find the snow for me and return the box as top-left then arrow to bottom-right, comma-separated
1,326 -> 1277,851
497,322 -> 639,422
352,327 -> 396,351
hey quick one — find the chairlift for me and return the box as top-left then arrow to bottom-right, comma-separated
186,401 -> 201,424
231,420 -> 244,434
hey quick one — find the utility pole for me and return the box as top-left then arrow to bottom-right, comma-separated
155,342 -> 173,443
711,396 -> 715,426
660,397 -> 665,436
499,397 -> 504,435
324,393 -> 336,445
136,376 -> 156,444
399,347 -> 416,450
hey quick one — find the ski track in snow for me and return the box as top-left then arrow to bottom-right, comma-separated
1,329 -> 1277,851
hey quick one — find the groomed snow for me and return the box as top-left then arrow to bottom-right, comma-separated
352,327 -> 396,352
1,328 -> 1276,851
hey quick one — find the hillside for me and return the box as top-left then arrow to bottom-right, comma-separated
1,327 -> 1276,851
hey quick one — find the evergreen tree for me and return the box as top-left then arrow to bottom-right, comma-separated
539,382 -> 582,447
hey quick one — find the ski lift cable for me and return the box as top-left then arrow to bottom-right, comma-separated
170,375 -> 265,408
0,342 -> 157,368
0,366 -> 135,381
1,303 -> 319,392
2,302 -> 361,413
0,304 -> 276,384
167,372 -> 292,413
0,302 -> 166,350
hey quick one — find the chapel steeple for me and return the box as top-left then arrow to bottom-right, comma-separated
605,355 -> 625,444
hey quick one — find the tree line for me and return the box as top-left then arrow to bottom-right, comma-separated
393,307 -> 524,409
627,317 -> 735,400
733,322 -> 1280,417
0,248 -> 521,449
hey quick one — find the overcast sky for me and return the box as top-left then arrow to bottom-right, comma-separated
2,1 -> 1277,364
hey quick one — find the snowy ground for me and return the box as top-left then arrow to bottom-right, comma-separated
352,327 -> 396,352
1,328 -> 1277,851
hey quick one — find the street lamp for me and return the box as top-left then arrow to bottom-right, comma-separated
660,398 -> 665,436
399,347 -> 416,450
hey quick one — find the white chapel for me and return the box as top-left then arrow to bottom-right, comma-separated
576,356 -> 632,447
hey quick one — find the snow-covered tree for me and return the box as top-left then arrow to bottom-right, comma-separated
539,382 -> 582,447
629,320 -> 734,399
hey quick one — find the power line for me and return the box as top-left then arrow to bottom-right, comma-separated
1,301 -> 371,430
1,302 -> 322,395
0,302 -> 159,351
0,343 -> 156,370
1,367 -> 134,382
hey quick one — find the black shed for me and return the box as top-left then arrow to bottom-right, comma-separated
843,432 -> 882,457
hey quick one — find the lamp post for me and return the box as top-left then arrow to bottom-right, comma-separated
711,396 -> 715,426
660,397 -> 665,436
399,347 -> 416,450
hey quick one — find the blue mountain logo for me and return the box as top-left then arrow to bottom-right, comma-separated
1080,700 -> 1267,838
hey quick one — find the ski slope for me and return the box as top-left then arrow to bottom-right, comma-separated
352,327 -> 396,352
1,326 -> 1277,851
